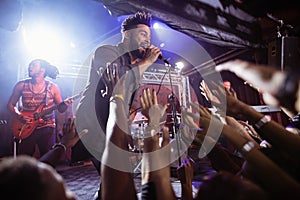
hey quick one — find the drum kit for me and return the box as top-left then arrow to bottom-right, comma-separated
130,117 -> 148,152
130,112 -> 182,152
130,111 -> 191,173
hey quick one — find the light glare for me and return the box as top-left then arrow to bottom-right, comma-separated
175,61 -> 184,70
23,25 -> 67,61
153,22 -> 160,29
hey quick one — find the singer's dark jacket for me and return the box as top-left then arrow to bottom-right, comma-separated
75,43 -> 140,159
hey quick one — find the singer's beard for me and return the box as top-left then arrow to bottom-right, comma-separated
131,48 -> 146,60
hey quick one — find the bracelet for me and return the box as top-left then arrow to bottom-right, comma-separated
254,115 -> 271,129
145,124 -> 161,136
240,141 -> 255,155
58,102 -> 68,112
52,143 -> 67,152
109,94 -> 124,102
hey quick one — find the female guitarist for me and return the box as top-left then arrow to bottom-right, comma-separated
7,59 -> 73,158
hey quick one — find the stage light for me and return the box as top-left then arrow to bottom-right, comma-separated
175,61 -> 184,70
160,42 -> 165,48
152,20 -> 170,30
22,25 -> 69,61
153,22 -> 160,29
70,41 -> 76,48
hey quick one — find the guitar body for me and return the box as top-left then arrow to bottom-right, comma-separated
11,104 -> 45,140
11,91 -> 83,140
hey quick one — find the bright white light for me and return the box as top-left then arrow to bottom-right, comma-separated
70,41 -> 76,48
175,61 -> 184,70
153,22 -> 160,29
160,42 -> 165,48
22,25 -> 68,61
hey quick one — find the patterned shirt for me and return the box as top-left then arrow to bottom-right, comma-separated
20,79 -> 56,129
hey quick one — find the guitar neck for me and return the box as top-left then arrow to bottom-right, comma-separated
38,92 -> 82,118
39,104 -> 60,118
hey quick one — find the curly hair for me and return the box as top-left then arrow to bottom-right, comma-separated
121,11 -> 152,33
30,59 -> 59,79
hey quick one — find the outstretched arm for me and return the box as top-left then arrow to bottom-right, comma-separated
140,88 -> 177,200
216,59 -> 300,115
101,70 -> 138,200
39,118 -> 87,167
191,102 -> 300,199
177,158 -> 194,200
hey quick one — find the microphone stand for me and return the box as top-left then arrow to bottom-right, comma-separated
166,64 -> 182,166
266,13 -> 295,38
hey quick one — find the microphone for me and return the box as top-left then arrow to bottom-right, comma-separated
144,45 -> 169,65
158,54 -> 169,65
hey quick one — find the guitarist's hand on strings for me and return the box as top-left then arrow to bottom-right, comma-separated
57,97 -> 74,113
63,97 -> 73,106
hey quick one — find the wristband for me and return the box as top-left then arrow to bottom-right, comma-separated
254,115 -> 271,129
145,124 -> 161,136
52,143 -> 67,152
109,94 -> 124,102
240,141 -> 255,155
58,102 -> 68,112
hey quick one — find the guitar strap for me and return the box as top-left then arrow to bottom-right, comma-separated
45,81 -> 51,106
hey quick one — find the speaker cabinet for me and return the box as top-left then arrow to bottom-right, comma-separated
268,36 -> 300,72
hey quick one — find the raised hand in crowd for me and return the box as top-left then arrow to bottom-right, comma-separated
199,80 -> 221,104
204,78 -> 300,161
60,118 -> 88,148
100,63 -> 120,97
177,158 -> 194,200
40,118 -> 88,168
184,98 -> 300,199
101,69 -> 139,200
140,88 -> 168,128
140,88 -> 177,200
177,102 -> 269,199
216,59 -> 300,115
182,103 -> 243,174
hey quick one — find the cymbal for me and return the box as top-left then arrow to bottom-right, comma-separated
132,119 -> 148,124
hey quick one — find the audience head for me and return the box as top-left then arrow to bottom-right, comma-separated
195,171 -> 268,200
223,81 -> 231,90
0,156 -> 76,200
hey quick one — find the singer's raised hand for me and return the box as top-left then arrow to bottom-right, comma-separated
133,44 -> 164,84
144,44 -> 162,64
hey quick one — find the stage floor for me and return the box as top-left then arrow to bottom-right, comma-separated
57,156 -> 216,200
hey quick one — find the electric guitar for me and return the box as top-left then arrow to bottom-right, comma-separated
11,92 -> 83,140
